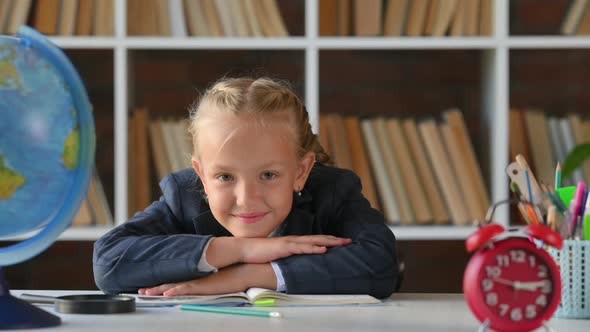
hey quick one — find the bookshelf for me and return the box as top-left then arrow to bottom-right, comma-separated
15,0 -> 590,240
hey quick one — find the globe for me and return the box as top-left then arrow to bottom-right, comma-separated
0,26 -> 95,329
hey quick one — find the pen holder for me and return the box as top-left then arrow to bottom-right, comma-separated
548,240 -> 590,319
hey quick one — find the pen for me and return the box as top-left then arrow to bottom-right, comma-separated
555,163 -> 562,190
584,192 -> 590,241
547,205 -> 556,231
526,204 -> 541,225
178,304 -> 283,318
525,168 -> 533,203
570,182 -> 586,234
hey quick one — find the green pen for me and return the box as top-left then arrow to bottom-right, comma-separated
178,304 -> 282,318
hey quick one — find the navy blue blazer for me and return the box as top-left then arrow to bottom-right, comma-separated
93,163 -> 399,298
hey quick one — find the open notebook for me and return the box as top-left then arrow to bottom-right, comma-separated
125,288 -> 381,307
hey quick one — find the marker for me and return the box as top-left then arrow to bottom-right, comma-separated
178,304 -> 282,318
555,163 -> 562,190
570,182 -> 586,235
584,193 -> 590,240
254,299 -> 276,306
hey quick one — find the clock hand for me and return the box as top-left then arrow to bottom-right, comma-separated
513,280 -> 547,291
492,277 -> 515,287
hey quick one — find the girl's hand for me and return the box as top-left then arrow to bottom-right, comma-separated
239,235 -> 352,264
138,264 -> 276,296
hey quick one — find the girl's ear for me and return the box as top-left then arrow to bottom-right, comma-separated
192,158 -> 208,191
294,151 -> 316,191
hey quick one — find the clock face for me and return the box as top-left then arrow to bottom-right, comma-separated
464,238 -> 561,332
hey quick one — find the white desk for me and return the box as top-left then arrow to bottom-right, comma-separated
8,291 -> 589,332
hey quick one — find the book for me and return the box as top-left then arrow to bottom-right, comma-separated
479,0 -> 493,36
94,0 -> 114,36
168,0 -> 188,37
6,0 -> 32,34
361,118 -> 400,224
354,0 -> 382,36
76,0 -> 94,35
463,0 -> 479,36
155,0 -> 172,36
373,117 -> 413,225
383,0 -> 409,37
336,0 -> 351,36
418,119 -> 470,225
562,0 -> 589,35
343,115 -> 380,211
124,288 -> 381,307
325,113 -> 353,170
386,117 -> 433,224
523,110 -> 555,185
242,0 -> 263,37
0,0 -> 13,34
443,110 -> 489,221
449,0 -> 466,36
319,0 -> 338,36
432,0 -> 458,37
33,0 -> 60,35
184,0 -> 210,36
57,0 -> 78,36
406,0 -> 429,36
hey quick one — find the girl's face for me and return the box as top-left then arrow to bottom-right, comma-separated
192,112 -> 315,238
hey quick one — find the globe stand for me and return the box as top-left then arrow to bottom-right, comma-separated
0,268 -> 61,329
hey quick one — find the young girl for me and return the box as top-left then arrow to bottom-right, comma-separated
93,77 -> 399,298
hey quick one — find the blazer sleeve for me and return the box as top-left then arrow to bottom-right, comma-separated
93,174 -> 213,294
275,170 -> 399,298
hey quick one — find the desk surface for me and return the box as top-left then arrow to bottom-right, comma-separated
8,291 -> 589,332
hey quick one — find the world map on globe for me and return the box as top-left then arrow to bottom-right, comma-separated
0,37 -> 81,238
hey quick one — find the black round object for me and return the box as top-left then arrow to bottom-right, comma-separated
19,293 -> 136,314
53,295 -> 136,314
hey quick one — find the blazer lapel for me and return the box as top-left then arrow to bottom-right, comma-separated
278,189 -> 316,236
192,210 -> 232,236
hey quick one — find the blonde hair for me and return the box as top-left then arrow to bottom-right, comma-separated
188,77 -> 331,164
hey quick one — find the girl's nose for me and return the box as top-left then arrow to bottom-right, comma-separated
235,181 -> 261,206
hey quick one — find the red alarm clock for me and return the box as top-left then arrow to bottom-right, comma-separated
463,206 -> 563,332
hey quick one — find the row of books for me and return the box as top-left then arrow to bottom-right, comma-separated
128,0 -> 288,37
128,109 -> 193,216
0,0 -> 113,36
72,170 -> 114,226
510,110 -> 590,188
562,0 -> 590,35
320,0 -> 492,37
319,110 -> 490,226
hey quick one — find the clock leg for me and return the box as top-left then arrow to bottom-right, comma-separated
542,322 -> 555,332
476,319 -> 490,332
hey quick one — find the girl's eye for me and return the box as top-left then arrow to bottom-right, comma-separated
217,174 -> 233,182
261,172 -> 277,180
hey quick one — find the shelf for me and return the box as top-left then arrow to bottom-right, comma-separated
0,227 -> 113,242
124,37 -> 308,50
316,37 -> 497,49
47,36 -> 590,51
49,37 -> 119,49
0,226 -> 475,242
507,36 -> 590,48
389,226 -> 476,240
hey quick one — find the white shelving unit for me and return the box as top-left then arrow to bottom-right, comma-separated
37,0 -> 589,241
